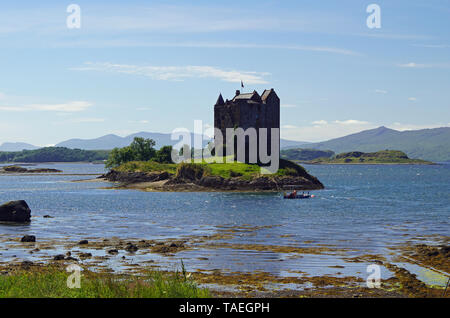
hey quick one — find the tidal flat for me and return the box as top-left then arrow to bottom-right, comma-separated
0,231 -> 448,297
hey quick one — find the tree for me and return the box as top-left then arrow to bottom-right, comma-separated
154,145 -> 174,163
105,137 -> 156,168
129,137 -> 156,161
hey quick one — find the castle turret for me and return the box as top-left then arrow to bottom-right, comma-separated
215,93 -> 225,106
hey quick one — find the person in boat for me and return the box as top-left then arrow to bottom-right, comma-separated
289,190 -> 297,198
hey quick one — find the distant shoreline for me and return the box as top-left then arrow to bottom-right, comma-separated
298,161 -> 437,165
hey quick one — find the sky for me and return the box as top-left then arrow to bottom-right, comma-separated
0,0 -> 449,146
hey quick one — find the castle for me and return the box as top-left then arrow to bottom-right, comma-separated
214,89 -> 280,161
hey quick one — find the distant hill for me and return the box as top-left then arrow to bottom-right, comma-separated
310,150 -> 433,165
55,132 -> 209,150
305,126 -> 450,162
281,148 -> 334,161
0,147 -> 109,163
3,126 -> 449,162
56,131 -> 307,151
0,142 -> 39,152
280,139 -> 310,149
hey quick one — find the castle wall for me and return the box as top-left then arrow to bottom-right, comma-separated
214,90 -> 280,160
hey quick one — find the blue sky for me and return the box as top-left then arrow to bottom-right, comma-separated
0,0 -> 449,146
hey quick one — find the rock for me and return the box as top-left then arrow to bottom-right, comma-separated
43,215 -> 53,218
78,240 -> 89,245
0,200 -> 31,223
28,168 -> 62,173
108,249 -> 119,255
20,235 -> 36,242
53,254 -> 65,261
21,261 -> 34,267
102,170 -> 170,183
248,177 -> 277,190
79,252 -> 92,259
125,243 -> 138,252
151,241 -> 185,254
2,166 -> 28,173
65,256 -> 78,261
169,242 -> 184,248
152,245 -> 171,254
198,176 -> 224,188
1,166 -> 62,173
439,245 -> 450,257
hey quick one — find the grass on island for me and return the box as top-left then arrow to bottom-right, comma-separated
308,150 -> 434,164
0,265 -> 210,298
114,157 -> 309,180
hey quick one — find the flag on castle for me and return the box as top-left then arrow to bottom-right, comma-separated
241,80 -> 244,89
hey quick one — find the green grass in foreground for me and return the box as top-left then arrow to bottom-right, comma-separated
0,266 -> 210,298
115,157 -> 309,179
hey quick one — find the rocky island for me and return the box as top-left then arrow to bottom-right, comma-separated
100,159 -> 324,192
0,165 -> 62,174
303,150 -> 434,165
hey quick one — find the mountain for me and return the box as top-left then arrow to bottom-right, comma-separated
305,126 -> 450,162
56,132 -> 209,150
0,142 -> 39,152
56,131 -> 308,151
280,139 -> 310,149
56,134 -> 134,150
6,126 -> 448,161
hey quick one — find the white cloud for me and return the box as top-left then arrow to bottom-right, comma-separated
374,89 -> 388,94
334,119 -> 369,125
398,62 -> 450,69
281,119 -> 450,142
398,62 -> 428,68
389,122 -> 450,131
129,42 -> 360,56
281,119 -> 375,141
72,62 -> 269,84
136,107 -> 152,111
59,41 -> 361,56
0,101 -> 92,112
408,97 -> 417,102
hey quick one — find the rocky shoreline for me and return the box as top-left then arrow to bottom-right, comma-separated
100,169 -> 324,192
1,200 -> 448,298
1,232 -> 448,298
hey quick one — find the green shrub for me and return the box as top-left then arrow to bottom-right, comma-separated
176,163 -> 209,180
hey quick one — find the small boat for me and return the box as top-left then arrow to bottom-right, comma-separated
283,192 -> 315,199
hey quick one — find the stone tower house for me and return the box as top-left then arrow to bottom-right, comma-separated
214,89 -> 280,160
